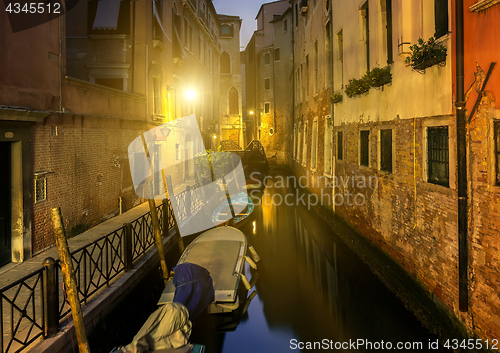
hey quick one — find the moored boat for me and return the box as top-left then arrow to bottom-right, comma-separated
158,226 -> 259,315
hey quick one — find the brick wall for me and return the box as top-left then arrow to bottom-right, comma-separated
467,96 -> 500,340
31,123 -> 144,253
291,105 -> 500,341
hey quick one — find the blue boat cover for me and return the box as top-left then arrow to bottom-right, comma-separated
172,263 -> 214,321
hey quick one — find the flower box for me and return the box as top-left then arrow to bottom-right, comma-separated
412,51 -> 447,71
345,78 -> 370,98
367,66 -> 392,87
405,37 -> 447,72
332,92 -> 343,103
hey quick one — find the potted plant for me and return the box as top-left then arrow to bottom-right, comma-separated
366,66 -> 392,87
331,91 -> 343,103
345,77 -> 370,98
404,37 -> 447,71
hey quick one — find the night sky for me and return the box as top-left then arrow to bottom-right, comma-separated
213,0 -> 267,49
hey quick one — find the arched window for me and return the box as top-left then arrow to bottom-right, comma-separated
221,51 -> 230,74
229,87 -> 239,114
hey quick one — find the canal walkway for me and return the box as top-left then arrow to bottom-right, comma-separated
0,182 -> 194,353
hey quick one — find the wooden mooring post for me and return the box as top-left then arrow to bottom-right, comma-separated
50,207 -> 91,353
147,181 -> 170,286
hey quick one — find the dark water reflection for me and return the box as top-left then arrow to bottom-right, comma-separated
191,173 -> 450,352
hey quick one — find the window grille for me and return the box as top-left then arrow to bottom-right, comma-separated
337,131 -> 343,160
427,126 -> 449,186
35,177 -> 47,203
380,129 -> 392,172
360,130 -> 369,166
494,121 -> 500,185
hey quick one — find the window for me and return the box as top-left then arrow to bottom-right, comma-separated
264,102 -> 270,114
184,18 -> 189,48
274,48 -> 280,61
265,52 -> 270,65
325,23 -> 332,88
314,41 -> 318,93
229,87 -> 239,114
360,2 -> 370,72
221,24 -> 233,37
153,0 -> 163,40
335,29 -> 344,90
293,124 -> 297,159
427,126 -> 449,186
305,56 -> 309,99
221,51 -> 230,74
324,119 -> 332,174
379,129 -> 392,173
295,3 -> 299,26
312,120 -> 318,169
198,37 -> 201,59
284,19 -> 288,32
302,122 -> 308,164
172,11 -> 182,58
265,78 -> 270,90
360,130 -> 369,166
337,131 -> 343,160
495,121 -> 500,185
153,77 -> 162,115
297,123 -> 302,160
434,0 -> 449,38
35,176 -> 47,203
385,0 -> 393,64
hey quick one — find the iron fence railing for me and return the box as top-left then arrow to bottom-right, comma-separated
0,269 -> 45,353
0,191 -> 195,353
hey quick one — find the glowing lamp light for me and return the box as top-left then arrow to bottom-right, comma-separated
212,135 -> 217,139
184,89 -> 196,100
249,111 -> 254,115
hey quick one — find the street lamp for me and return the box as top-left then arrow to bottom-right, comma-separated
184,88 -> 196,100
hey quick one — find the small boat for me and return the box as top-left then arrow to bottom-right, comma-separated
158,226 -> 259,315
112,302 -> 205,353
211,192 -> 254,227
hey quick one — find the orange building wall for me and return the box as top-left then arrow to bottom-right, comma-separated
463,1 -> 500,110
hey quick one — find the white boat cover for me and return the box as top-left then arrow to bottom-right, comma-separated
121,302 -> 192,353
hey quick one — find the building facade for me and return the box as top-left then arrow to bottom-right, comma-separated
253,0 -> 500,342
218,14 -> 244,148
0,0 -> 230,265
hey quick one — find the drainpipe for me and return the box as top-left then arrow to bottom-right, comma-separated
272,45 -> 277,134
290,1 -> 295,163
455,0 -> 468,312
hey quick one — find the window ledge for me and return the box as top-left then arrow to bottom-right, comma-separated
153,40 -> 166,51
421,180 -> 455,195
470,0 -> 500,12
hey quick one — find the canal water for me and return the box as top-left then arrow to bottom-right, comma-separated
90,172 -> 451,352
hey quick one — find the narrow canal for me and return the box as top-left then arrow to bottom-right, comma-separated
90,171 -> 451,352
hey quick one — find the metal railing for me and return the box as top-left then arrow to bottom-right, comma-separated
0,191 -> 195,353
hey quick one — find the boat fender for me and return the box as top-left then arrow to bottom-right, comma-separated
248,245 -> 261,263
249,272 -> 260,288
244,256 -> 258,270
237,272 -> 252,290
241,290 -> 258,315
